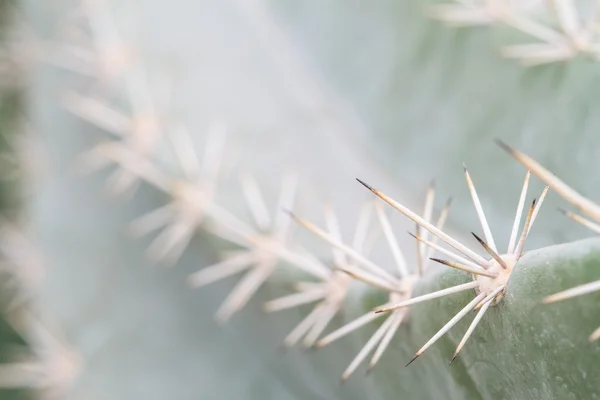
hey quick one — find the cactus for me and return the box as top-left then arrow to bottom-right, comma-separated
4,0 -> 600,399
0,3 -> 82,400
501,142 -> 600,341
0,3 -> 26,399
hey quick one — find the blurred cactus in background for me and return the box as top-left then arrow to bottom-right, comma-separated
1,0 -> 600,399
0,2 -> 82,400
0,0 -> 25,213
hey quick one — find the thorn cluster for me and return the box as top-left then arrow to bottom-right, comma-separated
357,161 -> 548,364
0,309 -> 82,399
264,202 -> 371,349
187,172 -> 307,323
500,140 -> 600,342
287,182 -> 451,380
27,0 -> 600,392
430,0 -> 600,66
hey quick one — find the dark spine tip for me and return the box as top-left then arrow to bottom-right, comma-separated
449,354 -> 458,365
471,232 -> 484,244
556,207 -> 567,215
429,258 -> 446,267
445,196 -> 453,207
356,178 -> 373,191
494,138 -> 513,153
405,354 -> 419,367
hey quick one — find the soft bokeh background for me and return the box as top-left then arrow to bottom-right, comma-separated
1,0 -> 600,399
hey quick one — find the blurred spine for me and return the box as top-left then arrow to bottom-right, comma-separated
0,2 -> 81,399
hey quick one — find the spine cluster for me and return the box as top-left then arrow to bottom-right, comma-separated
1,0 -> 599,397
